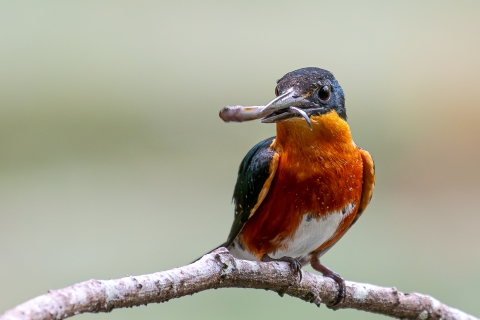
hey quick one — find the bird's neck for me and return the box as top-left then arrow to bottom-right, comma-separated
272,111 -> 356,155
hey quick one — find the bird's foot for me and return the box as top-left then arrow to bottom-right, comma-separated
322,271 -> 345,307
261,254 -> 302,282
310,257 -> 345,307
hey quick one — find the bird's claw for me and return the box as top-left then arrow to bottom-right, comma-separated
310,255 -> 346,307
261,254 -> 303,282
323,272 -> 346,307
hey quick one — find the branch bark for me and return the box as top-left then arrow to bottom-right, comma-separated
1,247 -> 477,320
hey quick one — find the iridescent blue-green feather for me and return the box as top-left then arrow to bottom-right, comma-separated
226,137 -> 276,246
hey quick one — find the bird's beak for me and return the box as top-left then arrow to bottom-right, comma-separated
219,87 -> 317,129
260,88 -> 316,129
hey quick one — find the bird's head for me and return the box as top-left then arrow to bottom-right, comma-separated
261,67 -> 346,128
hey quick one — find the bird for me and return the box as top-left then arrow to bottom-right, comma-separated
214,67 -> 375,306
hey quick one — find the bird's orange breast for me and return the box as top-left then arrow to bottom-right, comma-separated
239,111 -> 364,258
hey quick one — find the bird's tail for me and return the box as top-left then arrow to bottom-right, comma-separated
191,242 -> 227,264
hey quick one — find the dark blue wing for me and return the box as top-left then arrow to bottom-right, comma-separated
226,137 -> 277,246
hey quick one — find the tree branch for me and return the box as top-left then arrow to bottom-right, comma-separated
1,248 -> 477,320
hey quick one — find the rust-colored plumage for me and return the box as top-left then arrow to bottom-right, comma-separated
216,67 -> 375,306
240,112 -> 366,258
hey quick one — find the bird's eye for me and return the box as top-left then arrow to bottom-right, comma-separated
318,85 -> 331,102
275,86 -> 279,96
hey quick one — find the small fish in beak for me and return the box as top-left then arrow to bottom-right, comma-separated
219,87 -> 317,129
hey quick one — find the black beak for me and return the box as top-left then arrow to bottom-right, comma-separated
260,88 -> 317,129
219,87 -> 320,129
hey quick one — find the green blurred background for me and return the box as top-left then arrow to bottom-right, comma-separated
1,1 -> 479,319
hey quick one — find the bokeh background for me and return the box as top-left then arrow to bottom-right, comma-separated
1,1 -> 479,319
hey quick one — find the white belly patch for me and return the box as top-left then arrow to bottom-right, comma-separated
228,202 -> 356,262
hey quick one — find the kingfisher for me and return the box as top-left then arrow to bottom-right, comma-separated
215,67 -> 375,306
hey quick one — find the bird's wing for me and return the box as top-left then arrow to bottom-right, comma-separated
352,148 -> 375,225
226,137 -> 279,246
310,147 -> 376,259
